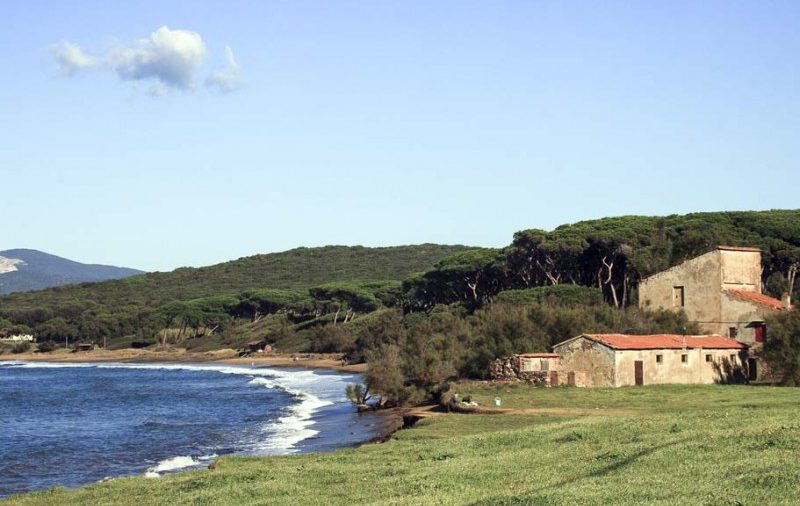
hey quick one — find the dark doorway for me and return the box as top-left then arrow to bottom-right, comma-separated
567,372 -> 576,386
549,371 -> 559,387
634,361 -> 644,386
754,324 -> 766,343
748,358 -> 758,381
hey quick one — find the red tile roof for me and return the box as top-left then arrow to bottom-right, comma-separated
718,245 -> 761,252
725,289 -> 784,310
581,334 -> 745,350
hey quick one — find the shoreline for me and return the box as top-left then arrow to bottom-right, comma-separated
3,350 -> 414,450
5,348 -> 368,373
2,350 -> 407,443
3,350 -> 423,443
0,355 -> 399,498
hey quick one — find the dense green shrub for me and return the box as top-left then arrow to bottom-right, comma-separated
763,310 -> 800,385
495,285 -> 603,306
12,341 -> 31,353
36,341 -> 57,353
309,324 -> 356,353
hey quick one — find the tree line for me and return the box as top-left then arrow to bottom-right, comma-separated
1,210 -> 797,348
405,210 -> 800,311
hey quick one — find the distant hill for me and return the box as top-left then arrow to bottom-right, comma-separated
0,249 -> 143,295
0,244 -> 475,309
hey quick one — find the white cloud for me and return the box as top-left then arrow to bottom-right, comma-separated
205,45 -> 243,93
50,41 -> 100,75
51,26 -> 241,95
109,26 -> 206,89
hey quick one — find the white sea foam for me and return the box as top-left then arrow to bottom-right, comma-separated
246,376 -> 333,452
1,360 -> 357,454
145,454 -> 216,478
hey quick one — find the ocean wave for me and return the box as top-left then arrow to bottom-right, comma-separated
136,419 -> 218,429
144,454 -> 216,478
246,377 -> 333,453
4,361 -> 357,454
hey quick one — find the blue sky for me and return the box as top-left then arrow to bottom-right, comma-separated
1,1 -> 798,272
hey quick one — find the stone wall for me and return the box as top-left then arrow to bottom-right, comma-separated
554,337 -> 616,387
488,356 -> 552,385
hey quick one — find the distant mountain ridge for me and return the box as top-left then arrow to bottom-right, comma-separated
0,244 -> 476,307
0,249 -> 144,295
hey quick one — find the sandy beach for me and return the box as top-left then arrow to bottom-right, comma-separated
5,348 -> 368,373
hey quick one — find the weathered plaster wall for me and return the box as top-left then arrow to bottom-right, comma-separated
720,294 -> 772,344
720,250 -> 762,292
613,348 -> 740,387
554,337 -> 615,387
639,249 -> 771,337
639,250 -> 722,332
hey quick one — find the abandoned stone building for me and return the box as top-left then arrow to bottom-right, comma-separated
552,333 -> 746,387
638,245 -> 791,378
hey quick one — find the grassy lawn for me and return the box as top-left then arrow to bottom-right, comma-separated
6,384 -> 800,505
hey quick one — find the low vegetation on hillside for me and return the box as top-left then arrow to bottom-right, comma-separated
7,384 -> 800,505
0,244 -> 472,346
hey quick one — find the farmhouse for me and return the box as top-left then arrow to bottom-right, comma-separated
553,333 -> 746,387
639,246 -> 790,343
638,245 -> 791,378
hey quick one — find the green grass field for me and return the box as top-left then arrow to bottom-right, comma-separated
6,384 -> 800,505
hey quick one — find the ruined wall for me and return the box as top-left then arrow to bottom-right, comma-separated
638,250 -> 722,334
487,357 -> 554,385
720,250 -> 762,292
613,348 -> 742,387
519,356 -> 560,372
554,337 -> 615,387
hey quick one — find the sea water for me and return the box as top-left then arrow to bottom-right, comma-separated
0,361 -> 382,497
